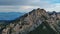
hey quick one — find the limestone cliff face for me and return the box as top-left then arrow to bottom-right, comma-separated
0,8 -> 59,34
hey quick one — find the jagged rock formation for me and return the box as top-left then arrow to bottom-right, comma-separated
0,8 -> 59,34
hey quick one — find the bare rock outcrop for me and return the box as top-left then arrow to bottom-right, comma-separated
0,8 -> 59,34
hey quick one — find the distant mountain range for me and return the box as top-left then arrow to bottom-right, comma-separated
0,12 -> 26,20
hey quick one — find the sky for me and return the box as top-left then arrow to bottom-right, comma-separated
0,0 -> 60,12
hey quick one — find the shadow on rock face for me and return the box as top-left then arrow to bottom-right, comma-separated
28,22 -> 57,34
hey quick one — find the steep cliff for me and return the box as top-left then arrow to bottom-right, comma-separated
0,8 -> 59,34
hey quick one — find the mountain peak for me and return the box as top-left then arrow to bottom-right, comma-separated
0,8 -> 59,34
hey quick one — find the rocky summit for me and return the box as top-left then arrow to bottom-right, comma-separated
0,8 -> 60,34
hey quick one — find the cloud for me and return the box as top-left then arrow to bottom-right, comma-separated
0,6 -> 40,12
45,3 -> 60,12
19,6 -> 40,12
0,0 -> 60,12
0,0 -> 49,6
0,6 -> 19,12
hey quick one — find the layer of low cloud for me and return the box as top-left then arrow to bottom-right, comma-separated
45,3 -> 60,12
0,6 -> 40,12
0,0 -> 60,12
